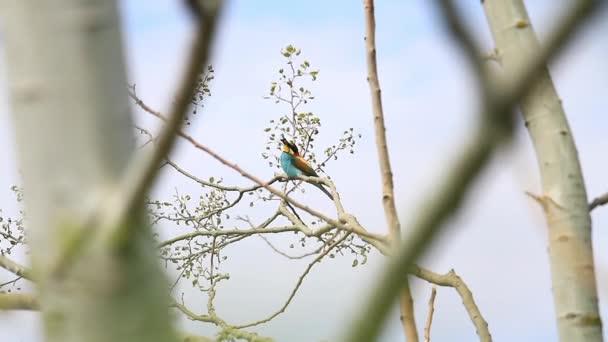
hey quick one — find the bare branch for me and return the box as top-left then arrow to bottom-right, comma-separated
363,1 -> 418,340
363,0 -> 401,244
245,215 -> 330,260
165,158 -> 283,192
411,266 -> 491,342
0,276 -> 22,288
159,225 -> 320,247
423,287 -> 437,342
233,232 -> 350,329
589,192 -> 608,211
170,298 -> 275,342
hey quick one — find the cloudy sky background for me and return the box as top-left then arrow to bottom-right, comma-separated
0,1 -> 607,341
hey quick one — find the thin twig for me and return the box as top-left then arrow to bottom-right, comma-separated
233,233 -> 350,329
589,192 -> 608,211
424,287 -> 437,342
0,276 -> 22,288
411,266 -> 490,342
159,225 -> 325,247
283,199 -> 303,223
258,235 -> 324,260
165,158 -> 284,192
344,1 -> 596,340
209,236 -> 216,281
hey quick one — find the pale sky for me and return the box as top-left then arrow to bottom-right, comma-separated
0,1 -> 607,341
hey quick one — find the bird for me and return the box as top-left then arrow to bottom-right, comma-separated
280,137 -> 334,200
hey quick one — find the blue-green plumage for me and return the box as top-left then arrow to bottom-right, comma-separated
280,152 -> 303,177
280,138 -> 334,200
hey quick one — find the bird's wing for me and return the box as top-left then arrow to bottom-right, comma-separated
293,156 -> 319,177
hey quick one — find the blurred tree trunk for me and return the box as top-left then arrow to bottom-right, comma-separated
482,1 -> 602,341
1,1 -> 177,341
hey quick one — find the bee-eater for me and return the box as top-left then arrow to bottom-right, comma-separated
280,137 -> 334,200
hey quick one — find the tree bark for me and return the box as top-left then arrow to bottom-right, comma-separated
482,1 -> 603,341
1,1 -> 176,341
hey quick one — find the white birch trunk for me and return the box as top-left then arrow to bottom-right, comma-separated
482,1 -> 602,341
1,1 -> 177,341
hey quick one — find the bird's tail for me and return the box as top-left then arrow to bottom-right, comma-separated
313,183 -> 334,201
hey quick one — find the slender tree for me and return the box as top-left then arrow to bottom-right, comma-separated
482,1 -> 603,341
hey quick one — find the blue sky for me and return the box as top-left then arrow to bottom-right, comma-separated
0,1 -> 607,341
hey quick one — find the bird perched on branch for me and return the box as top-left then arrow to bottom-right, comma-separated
280,137 -> 334,200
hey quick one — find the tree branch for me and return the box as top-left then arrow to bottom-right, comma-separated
363,1 -> 418,340
171,297 -> 275,342
411,266 -> 491,342
423,287 -> 437,342
363,0 -> 401,246
0,255 -> 34,281
165,158 -> 283,192
589,192 -> 608,211
232,232 -> 350,329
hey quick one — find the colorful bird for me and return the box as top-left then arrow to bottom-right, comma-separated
280,137 -> 334,200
